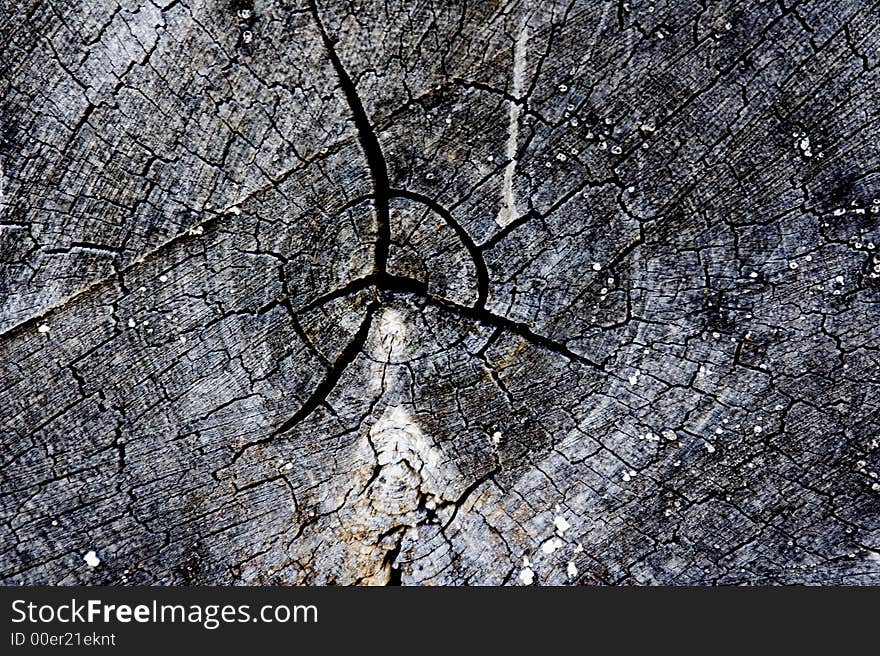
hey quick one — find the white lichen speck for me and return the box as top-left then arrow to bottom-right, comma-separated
553,515 -> 570,535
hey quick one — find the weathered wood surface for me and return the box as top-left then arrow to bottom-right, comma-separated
1,0 -> 879,585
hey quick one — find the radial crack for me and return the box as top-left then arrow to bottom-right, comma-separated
309,0 -> 392,274
274,301 -> 378,436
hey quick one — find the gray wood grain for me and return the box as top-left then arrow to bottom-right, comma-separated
1,0 -> 879,585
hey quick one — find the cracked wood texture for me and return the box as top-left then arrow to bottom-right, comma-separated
1,0 -> 880,586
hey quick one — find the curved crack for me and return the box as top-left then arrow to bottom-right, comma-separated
389,188 -> 490,309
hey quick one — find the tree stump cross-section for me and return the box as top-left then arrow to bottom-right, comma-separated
1,0 -> 879,585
